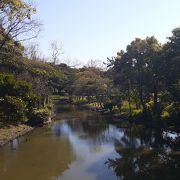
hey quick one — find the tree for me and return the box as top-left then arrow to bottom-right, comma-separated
0,73 -> 39,124
112,37 -> 163,118
86,59 -> 103,69
0,0 -> 41,51
73,67 -> 110,104
164,27 -> 180,103
23,43 -> 41,61
50,41 -> 63,64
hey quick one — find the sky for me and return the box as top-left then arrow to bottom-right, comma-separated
33,0 -> 180,65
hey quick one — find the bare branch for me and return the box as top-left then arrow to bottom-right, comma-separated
50,41 -> 63,64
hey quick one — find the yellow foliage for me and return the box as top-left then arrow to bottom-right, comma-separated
1,0 -> 35,20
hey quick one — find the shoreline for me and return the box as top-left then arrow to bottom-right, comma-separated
72,102 -> 180,133
0,115 -> 54,147
0,125 -> 34,147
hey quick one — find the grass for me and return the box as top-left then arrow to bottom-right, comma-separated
49,95 -> 69,103
72,96 -> 88,104
87,103 -> 102,109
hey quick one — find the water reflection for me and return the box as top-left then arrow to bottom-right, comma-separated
0,105 -> 180,180
106,125 -> 180,180
0,128 -> 76,180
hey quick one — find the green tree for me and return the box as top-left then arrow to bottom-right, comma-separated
73,67 -> 110,104
0,73 -> 39,124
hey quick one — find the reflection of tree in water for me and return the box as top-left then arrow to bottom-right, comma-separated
67,116 -> 110,146
106,147 -> 180,180
106,125 -> 180,180
53,109 -> 111,147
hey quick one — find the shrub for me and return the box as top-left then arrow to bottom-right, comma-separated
28,108 -> 51,126
132,109 -> 143,116
0,96 -> 27,124
162,103 -> 180,124
0,73 -> 40,124
103,100 -> 114,112
23,92 -> 39,111
161,111 -> 170,120
0,73 -> 39,109
45,103 -> 53,110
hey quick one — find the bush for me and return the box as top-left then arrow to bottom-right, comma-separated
0,96 -> 27,124
132,109 -> 143,116
0,73 -> 40,125
28,108 -> 51,126
103,100 -> 114,112
161,111 -> 170,120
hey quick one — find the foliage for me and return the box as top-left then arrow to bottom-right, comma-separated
0,73 -> 38,104
0,0 -> 40,51
28,108 -> 51,126
0,4 -> 180,130
0,55 -> 67,96
107,28 -> 180,124
0,0 -> 35,19
73,67 -> 111,103
161,111 -> 170,120
0,96 -> 27,123
0,73 -> 39,124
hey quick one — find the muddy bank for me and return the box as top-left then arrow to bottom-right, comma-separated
0,125 -> 33,147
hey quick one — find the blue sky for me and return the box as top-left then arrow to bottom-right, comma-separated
34,0 -> 180,65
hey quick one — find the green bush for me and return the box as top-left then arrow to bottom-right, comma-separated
121,101 -> 136,111
72,96 -> 88,104
162,103 -> 180,123
0,73 -> 40,124
0,96 -> 27,123
161,111 -> 170,120
28,108 -> 51,126
132,109 -> 143,116
23,92 -> 39,111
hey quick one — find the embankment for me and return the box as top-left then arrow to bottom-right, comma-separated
0,125 -> 33,147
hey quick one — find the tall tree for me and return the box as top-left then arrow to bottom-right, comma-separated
164,27 -> 180,103
111,37 -> 163,118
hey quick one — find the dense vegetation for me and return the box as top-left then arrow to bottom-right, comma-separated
0,0 -> 67,126
69,29 -> 179,128
105,31 -> 179,127
68,29 -> 179,128
0,0 -> 179,129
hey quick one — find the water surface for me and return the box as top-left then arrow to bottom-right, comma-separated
0,105 -> 180,180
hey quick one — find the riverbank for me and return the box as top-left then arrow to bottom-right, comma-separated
0,124 -> 33,147
0,96 -> 57,147
71,102 -> 180,132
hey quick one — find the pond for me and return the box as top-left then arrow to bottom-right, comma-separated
0,104 -> 180,180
